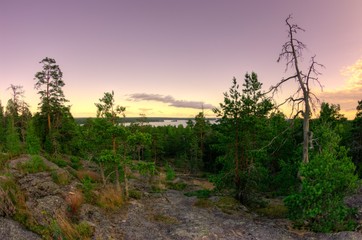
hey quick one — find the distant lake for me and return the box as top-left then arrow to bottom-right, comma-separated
125,119 -> 217,127
76,118 -> 217,127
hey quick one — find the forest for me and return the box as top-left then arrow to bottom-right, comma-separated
1,17 -> 362,238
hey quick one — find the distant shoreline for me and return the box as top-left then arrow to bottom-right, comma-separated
75,117 -> 218,125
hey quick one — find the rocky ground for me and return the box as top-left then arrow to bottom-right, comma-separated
1,155 -> 362,240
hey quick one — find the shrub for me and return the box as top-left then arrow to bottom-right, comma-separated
70,156 -> 82,170
284,125 -> 359,232
81,176 -> 94,203
50,154 -> 68,168
165,164 -> 175,181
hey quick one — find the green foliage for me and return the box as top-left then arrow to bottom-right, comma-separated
284,125 -> 359,232
18,155 -> 48,173
81,176 -> 94,203
5,118 -> 22,156
165,164 -> 175,181
212,72 -> 273,204
25,119 -> 41,154
49,154 -> 68,168
70,156 -> 82,170
134,161 -> 156,176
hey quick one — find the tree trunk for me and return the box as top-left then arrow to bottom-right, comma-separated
123,163 -> 129,199
303,98 -> 311,164
100,163 -> 106,186
115,164 -> 121,191
234,121 -> 240,188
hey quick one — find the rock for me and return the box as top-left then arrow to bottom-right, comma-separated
0,217 -> 41,240
18,172 -> 60,198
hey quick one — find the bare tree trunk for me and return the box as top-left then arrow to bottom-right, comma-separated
303,99 -> 310,163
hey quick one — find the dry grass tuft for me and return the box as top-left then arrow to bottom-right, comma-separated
97,185 -> 123,211
52,211 -> 93,240
76,170 -> 101,182
0,185 -> 15,216
66,190 -> 84,216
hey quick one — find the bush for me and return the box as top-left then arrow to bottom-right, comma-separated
284,125 -> 359,232
70,156 -> 82,170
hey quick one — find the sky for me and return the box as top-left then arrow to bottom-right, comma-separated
1,0 -> 362,119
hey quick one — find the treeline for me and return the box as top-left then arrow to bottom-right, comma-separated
1,17 -> 362,233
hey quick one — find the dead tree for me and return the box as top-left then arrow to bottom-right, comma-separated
269,15 -> 323,164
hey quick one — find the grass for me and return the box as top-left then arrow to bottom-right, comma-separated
50,211 -> 94,240
215,196 -> 242,214
0,177 -> 16,216
0,153 -> 10,171
18,155 -> 48,173
254,199 -> 288,218
97,185 -> 123,211
0,175 -> 41,235
51,170 -> 71,185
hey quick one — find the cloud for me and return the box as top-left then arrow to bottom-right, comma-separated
318,58 -> 362,118
341,59 -> 362,88
127,93 -> 215,110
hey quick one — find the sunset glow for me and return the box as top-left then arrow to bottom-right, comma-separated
1,0 -> 362,119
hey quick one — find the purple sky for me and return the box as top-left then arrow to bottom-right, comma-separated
1,0 -> 362,118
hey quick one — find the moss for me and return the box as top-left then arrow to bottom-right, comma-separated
167,182 -> 187,191
129,189 -> 143,199
151,214 -> 179,224
255,204 -> 288,218
215,196 -> 241,214
193,199 -> 213,208
184,189 -> 211,199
